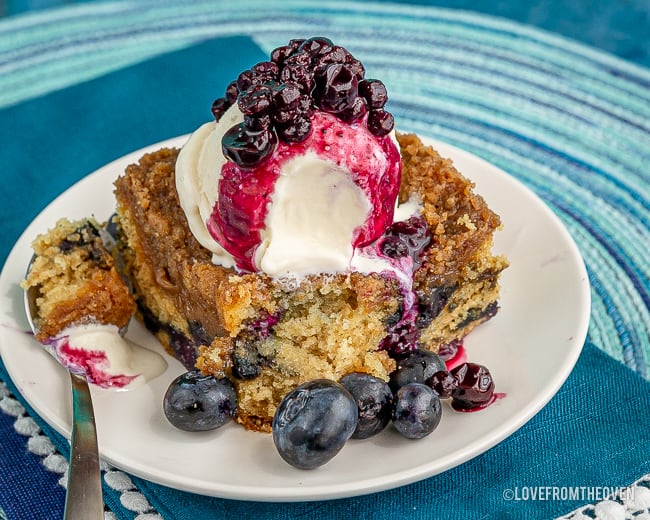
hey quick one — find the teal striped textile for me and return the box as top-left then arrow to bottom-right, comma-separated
1,0 -> 648,376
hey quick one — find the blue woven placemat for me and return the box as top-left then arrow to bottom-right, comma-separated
0,2 -> 648,519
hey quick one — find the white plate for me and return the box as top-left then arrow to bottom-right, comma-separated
0,135 -> 590,501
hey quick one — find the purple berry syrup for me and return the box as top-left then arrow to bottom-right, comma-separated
439,340 -> 467,371
451,392 -> 506,412
46,336 -> 137,389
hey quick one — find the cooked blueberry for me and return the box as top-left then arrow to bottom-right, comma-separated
163,370 -> 237,431
455,302 -> 499,330
283,51 -> 311,68
427,370 -> 459,399
236,69 -> 256,92
288,38 -> 306,50
166,327 -> 198,370
450,363 -> 495,409
237,84 -> 272,115
384,304 -> 403,328
381,216 -> 432,267
314,63 -> 358,113
389,348 -> 446,392
380,235 -> 409,259
222,123 -> 277,168
314,45 -> 352,73
298,36 -> 334,58
367,109 -> 394,137
345,55 -> 366,81
272,82 -> 302,110
225,80 -> 239,103
270,45 -> 294,66
251,60 -> 279,81
338,95 -> 367,123
416,284 -> 456,329
188,320 -> 212,346
340,373 -> 393,439
231,337 -> 266,379
379,322 -> 419,355
244,113 -> 271,131
392,383 -> 442,439
211,97 -> 229,121
277,116 -> 312,142
358,79 -> 388,109
280,64 -> 315,93
272,379 -> 358,469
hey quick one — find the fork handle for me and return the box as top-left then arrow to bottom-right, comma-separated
64,373 -> 104,520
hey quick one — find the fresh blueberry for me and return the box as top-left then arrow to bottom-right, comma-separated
427,370 -> 459,399
389,348 -> 446,392
163,370 -> 237,432
272,379 -> 358,470
340,373 -> 393,439
392,382 -> 442,439
450,363 -> 495,410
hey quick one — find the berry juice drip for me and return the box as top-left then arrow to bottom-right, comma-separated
439,340 -> 467,371
367,216 -> 432,355
452,392 -> 506,412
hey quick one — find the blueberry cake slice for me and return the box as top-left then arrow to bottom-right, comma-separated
114,134 -> 506,431
113,37 -> 507,431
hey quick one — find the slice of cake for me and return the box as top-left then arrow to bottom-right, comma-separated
22,218 -> 136,342
113,37 -> 507,431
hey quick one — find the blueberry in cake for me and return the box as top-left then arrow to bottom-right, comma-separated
113,37 -> 508,432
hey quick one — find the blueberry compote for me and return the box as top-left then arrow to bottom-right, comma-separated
205,37 -> 401,272
212,36 -> 394,163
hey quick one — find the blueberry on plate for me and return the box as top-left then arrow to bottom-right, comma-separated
163,369 -> 237,432
450,362 -> 495,410
389,348 -> 446,392
272,379 -> 358,470
392,382 -> 442,439
340,372 -> 393,439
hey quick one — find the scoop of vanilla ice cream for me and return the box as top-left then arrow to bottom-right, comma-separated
176,104 -> 393,277
256,151 -> 371,276
176,108 -> 242,268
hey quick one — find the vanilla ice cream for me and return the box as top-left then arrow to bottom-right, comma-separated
176,105 -> 404,277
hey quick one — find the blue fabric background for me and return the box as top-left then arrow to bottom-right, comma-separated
4,0 -> 650,66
